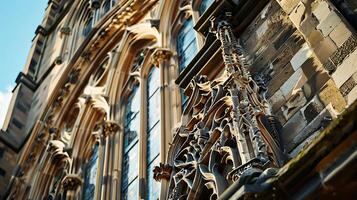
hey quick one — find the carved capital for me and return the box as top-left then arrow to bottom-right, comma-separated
62,174 -> 82,191
153,163 -> 172,182
102,121 -> 120,137
60,27 -> 71,35
151,48 -> 173,66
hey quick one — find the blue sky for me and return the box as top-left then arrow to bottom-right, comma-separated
0,1 -> 47,127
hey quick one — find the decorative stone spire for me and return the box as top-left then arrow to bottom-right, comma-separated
211,12 -> 285,168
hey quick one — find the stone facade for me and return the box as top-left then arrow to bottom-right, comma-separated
1,0 -> 356,199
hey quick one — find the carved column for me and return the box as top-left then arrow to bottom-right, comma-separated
101,120 -> 120,200
151,48 -> 174,200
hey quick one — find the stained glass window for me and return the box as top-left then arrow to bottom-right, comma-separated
121,84 -> 140,199
177,17 -> 198,72
83,145 -> 99,200
199,0 -> 215,15
146,66 -> 161,200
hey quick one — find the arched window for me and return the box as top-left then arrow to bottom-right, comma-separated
83,145 -> 99,200
83,13 -> 93,37
199,0 -> 215,15
146,66 -> 161,200
177,17 -> 198,109
100,0 -> 111,17
121,84 -> 141,200
177,17 -> 198,72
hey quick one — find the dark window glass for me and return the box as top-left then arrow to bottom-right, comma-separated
122,84 -> 140,199
0,168 -> 5,177
146,67 -> 161,200
0,148 -> 4,159
199,0 -> 215,15
83,15 -> 93,37
102,0 -> 110,17
177,17 -> 198,72
83,145 -> 99,200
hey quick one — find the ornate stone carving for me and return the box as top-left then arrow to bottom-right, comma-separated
102,120 -> 120,137
60,27 -> 71,35
162,14 -> 285,199
153,163 -> 173,182
47,140 -> 70,168
151,48 -> 173,66
61,174 -> 83,191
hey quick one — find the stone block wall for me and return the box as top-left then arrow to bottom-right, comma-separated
240,0 -> 356,157
0,141 -> 16,199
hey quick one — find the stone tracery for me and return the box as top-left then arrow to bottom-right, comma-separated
162,14 -> 286,200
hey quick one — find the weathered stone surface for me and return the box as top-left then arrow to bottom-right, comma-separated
316,11 -> 341,37
301,96 -> 324,123
277,0 -> 300,14
286,31 -> 306,55
275,108 -> 287,125
290,43 -> 313,71
282,88 -> 307,120
330,35 -> 357,67
318,80 -> 346,112
300,56 -> 321,80
282,111 -> 307,148
281,68 -> 307,98
273,25 -> 296,50
340,72 -> 357,97
268,63 -> 295,97
289,129 -> 319,157
314,36 -> 337,64
269,89 -> 286,113
347,86 -> 357,105
256,20 -> 269,38
272,46 -> 293,74
289,1 -> 306,28
312,0 -> 330,22
332,48 -> 357,88
288,104 -> 338,155
329,22 -> 352,47
302,71 -> 330,101
323,59 -> 337,74
307,29 -> 324,47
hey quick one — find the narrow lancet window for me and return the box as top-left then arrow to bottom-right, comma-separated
146,66 -> 161,200
83,145 -> 99,200
121,84 -> 141,200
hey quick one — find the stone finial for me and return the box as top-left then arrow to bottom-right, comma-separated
102,121 -> 120,137
151,48 -> 173,66
153,163 -> 172,182
62,174 -> 83,191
